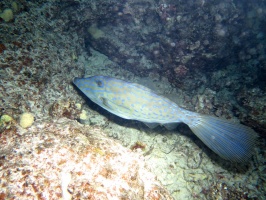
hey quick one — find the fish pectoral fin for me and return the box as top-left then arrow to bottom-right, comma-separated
144,122 -> 160,129
100,97 -> 110,108
101,97 -> 119,111
163,123 -> 179,130
101,97 -> 131,113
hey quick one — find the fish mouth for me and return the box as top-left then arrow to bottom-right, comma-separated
73,77 -> 80,84
73,77 -> 84,89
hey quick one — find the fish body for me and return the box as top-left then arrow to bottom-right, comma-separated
73,76 -> 257,162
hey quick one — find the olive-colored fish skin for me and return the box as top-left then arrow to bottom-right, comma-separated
73,76 -> 257,163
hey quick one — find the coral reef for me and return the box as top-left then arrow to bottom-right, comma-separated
0,118 -> 172,199
76,0 -> 266,135
0,0 -> 265,199
0,43 -> 7,53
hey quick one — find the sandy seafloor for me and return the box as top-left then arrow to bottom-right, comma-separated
0,1 -> 266,199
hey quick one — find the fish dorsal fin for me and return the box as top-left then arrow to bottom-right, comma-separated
130,82 -> 167,99
130,83 -> 156,94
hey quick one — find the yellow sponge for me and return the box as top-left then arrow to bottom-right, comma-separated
0,8 -> 14,22
19,112 -> 34,128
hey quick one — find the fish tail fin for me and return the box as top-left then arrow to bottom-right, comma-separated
186,114 -> 258,162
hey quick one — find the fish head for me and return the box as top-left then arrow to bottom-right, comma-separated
73,76 -> 108,104
73,76 -> 135,119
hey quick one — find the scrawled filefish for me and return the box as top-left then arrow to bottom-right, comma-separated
73,76 -> 257,162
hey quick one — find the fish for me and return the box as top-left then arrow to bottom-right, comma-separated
73,76 -> 258,162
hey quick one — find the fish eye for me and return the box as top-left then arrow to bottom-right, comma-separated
96,80 -> 103,87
